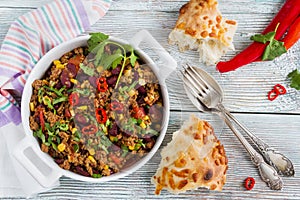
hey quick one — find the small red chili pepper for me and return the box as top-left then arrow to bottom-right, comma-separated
97,77 -> 108,92
95,108 -> 107,124
82,124 -> 98,135
268,89 -> 279,101
282,16 -> 300,50
244,177 -> 255,190
274,84 -> 287,95
39,109 -> 45,131
110,101 -> 124,112
132,106 -> 146,119
69,93 -> 79,106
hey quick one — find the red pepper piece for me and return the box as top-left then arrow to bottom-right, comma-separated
82,124 -> 98,135
244,177 -> 255,190
97,77 -> 108,92
282,16 -> 300,50
110,101 -> 124,113
217,0 -> 300,73
95,108 -> 107,124
268,89 -> 279,101
69,93 -> 79,106
132,106 -> 146,119
274,84 -> 286,95
110,153 -> 121,165
39,109 -> 45,131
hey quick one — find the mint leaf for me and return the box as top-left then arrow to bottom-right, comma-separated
79,63 -> 95,76
88,32 -> 109,52
287,69 -> 300,90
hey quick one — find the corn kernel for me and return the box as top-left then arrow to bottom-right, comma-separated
71,128 -> 77,134
143,115 -> 150,121
128,145 -> 135,151
70,78 -> 78,85
140,122 -> 147,129
77,105 -> 88,110
89,148 -> 95,156
30,102 -> 35,112
58,143 -> 66,152
97,66 -> 104,73
56,63 -> 65,69
42,80 -> 49,85
43,96 -> 51,105
53,60 -> 61,65
88,155 -> 96,163
104,165 -> 109,170
70,109 -> 75,116
128,89 -> 136,97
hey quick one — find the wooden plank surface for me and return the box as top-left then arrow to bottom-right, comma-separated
1,0 -> 300,199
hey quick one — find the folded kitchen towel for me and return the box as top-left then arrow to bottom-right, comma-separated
0,0 -> 111,197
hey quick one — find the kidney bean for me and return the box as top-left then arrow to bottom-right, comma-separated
54,104 -> 60,110
149,105 -> 163,122
67,63 -> 77,77
108,123 -> 118,136
142,134 -> 153,142
76,73 -> 89,82
88,76 -> 98,87
74,113 -> 88,125
54,81 -> 62,89
109,144 -> 120,152
60,70 -> 72,88
111,66 -> 121,75
136,85 -> 146,95
133,71 -> 139,81
55,158 -> 64,165
106,76 -> 117,87
75,166 -> 90,177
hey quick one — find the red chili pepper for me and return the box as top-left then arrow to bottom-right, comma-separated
69,93 -> 79,106
110,101 -> 124,112
39,109 -> 45,131
274,84 -> 286,95
82,124 -> 98,135
268,89 -> 279,101
132,106 -> 146,119
217,0 -> 300,73
95,108 -> 107,124
244,177 -> 255,190
97,77 -> 108,92
282,16 -> 300,50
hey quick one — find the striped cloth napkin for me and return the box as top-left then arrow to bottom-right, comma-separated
0,0 -> 111,197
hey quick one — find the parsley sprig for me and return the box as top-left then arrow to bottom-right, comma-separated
250,23 -> 287,61
87,32 -> 138,88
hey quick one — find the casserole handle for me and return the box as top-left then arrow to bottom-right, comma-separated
13,136 -> 62,188
129,30 -> 177,80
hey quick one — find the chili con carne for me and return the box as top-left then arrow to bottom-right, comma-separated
82,124 -> 98,135
244,177 -> 255,190
95,108 -> 107,124
97,77 -> 108,92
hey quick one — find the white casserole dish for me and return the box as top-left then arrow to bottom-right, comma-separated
14,30 -> 177,187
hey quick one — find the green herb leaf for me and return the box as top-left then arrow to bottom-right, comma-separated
100,49 -> 123,69
262,40 -> 286,61
73,144 -> 79,153
44,85 -> 66,97
287,69 -> 300,90
79,63 -> 95,76
88,32 -> 109,52
250,23 -> 287,61
53,96 -> 68,105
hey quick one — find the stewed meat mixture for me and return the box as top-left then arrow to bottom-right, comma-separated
29,39 -> 163,178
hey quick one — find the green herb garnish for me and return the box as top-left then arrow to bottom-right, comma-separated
287,69 -> 300,90
87,32 -> 138,88
79,63 -> 95,76
250,23 -> 287,61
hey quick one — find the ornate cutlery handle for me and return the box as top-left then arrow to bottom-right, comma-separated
218,110 -> 283,190
224,110 -> 294,177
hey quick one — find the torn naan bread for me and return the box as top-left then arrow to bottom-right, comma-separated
169,0 -> 237,65
152,114 -> 228,194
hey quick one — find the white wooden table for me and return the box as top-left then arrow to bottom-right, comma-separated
1,0 -> 300,199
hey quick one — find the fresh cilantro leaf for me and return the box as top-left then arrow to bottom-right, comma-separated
100,49 -> 124,69
250,23 -> 287,61
129,51 -> 138,66
262,40 -> 286,61
88,32 -> 109,52
287,69 -> 300,90
251,31 -> 276,44
79,63 -> 95,76
112,57 -> 123,69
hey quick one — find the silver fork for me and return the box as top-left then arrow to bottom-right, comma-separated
181,64 -> 286,190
